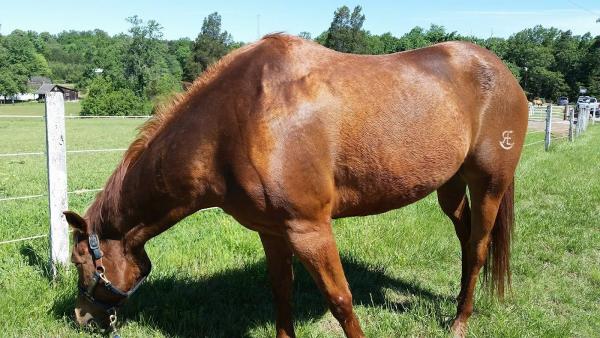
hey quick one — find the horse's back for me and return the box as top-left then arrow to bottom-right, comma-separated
226,35 -> 527,221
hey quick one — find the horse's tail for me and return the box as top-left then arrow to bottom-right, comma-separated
483,179 -> 514,299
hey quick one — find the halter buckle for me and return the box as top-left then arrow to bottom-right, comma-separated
88,233 -> 103,260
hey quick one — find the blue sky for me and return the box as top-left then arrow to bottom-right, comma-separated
1,1 -> 599,41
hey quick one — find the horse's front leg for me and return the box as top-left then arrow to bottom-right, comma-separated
285,219 -> 365,338
260,233 -> 295,338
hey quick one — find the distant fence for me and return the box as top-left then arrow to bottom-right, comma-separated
527,103 -> 597,150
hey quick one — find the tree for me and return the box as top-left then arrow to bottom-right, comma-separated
81,76 -> 146,116
323,5 -> 368,53
0,30 -> 50,96
397,27 -> 430,51
185,12 -> 233,81
298,32 -> 312,40
169,38 -> 193,75
123,16 -> 167,97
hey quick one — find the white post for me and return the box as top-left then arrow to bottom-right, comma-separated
576,105 -> 581,136
568,105 -> 574,142
45,92 -> 69,277
544,104 -> 552,151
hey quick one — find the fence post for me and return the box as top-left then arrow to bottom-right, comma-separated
544,104 -> 552,151
576,105 -> 581,136
45,92 -> 69,277
568,105 -> 574,142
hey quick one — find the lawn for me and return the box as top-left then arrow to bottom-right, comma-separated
0,105 -> 598,337
0,101 -> 82,117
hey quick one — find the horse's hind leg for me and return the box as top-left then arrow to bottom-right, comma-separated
260,233 -> 295,338
450,175 -> 513,337
437,174 -> 471,303
285,219 -> 365,338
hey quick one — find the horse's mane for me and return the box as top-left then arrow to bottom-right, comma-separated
85,37 -> 272,232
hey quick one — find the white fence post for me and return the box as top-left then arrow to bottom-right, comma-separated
576,105 -> 581,136
568,105 -> 574,142
544,104 -> 552,151
45,92 -> 69,277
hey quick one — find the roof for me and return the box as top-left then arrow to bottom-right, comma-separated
28,76 -> 52,85
35,84 -> 78,95
35,83 -> 56,94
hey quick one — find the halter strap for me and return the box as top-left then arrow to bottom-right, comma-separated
79,232 -> 150,313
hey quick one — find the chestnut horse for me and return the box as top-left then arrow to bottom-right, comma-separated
64,34 -> 527,337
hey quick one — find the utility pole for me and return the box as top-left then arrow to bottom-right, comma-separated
257,14 -> 261,40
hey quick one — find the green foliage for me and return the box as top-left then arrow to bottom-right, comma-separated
0,30 -> 50,98
81,76 -> 147,116
318,7 -> 600,100
124,16 -> 168,97
185,12 -> 235,81
298,32 -> 312,40
323,5 -> 368,53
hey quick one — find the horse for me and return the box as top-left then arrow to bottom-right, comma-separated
533,98 -> 543,106
64,34 -> 527,338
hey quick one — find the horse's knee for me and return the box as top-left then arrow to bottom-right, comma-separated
329,293 -> 354,321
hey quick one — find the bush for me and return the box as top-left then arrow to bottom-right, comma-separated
81,77 -> 148,116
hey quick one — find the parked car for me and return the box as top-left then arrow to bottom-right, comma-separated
576,96 -> 599,118
590,97 -> 599,118
557,96 -> 569,106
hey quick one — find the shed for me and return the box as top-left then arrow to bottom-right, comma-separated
36,84 -> 79,102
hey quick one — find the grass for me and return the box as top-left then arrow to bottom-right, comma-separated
0,101 -> 81,116
0,104 -> 599,337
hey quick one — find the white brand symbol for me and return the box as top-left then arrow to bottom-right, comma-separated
499,130 -> 514,150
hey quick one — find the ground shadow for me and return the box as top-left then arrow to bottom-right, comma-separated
53,256 -> 454,337
19,244 -> 53,280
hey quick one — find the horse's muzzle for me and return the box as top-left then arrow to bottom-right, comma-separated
74,295 -> 111,329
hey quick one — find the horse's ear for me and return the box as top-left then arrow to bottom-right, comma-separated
63,211 -> 88,233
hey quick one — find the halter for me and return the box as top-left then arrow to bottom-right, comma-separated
79,232 -> 150,333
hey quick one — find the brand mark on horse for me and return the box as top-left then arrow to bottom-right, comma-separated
499,130 -> 514,150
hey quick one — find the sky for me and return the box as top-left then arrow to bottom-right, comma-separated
0,1 -> 599,42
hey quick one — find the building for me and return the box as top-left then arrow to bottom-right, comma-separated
36,84 -> 79,102
28,76 -> 52,89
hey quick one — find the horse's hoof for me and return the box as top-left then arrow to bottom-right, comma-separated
450,320 -> 467,338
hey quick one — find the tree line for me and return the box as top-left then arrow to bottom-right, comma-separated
1,6 -> 599,115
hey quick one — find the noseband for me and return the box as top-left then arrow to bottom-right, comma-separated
78,232 -> 149,329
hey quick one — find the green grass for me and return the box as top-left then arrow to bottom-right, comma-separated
0,101 -> 81,116
0,106 -> 599,337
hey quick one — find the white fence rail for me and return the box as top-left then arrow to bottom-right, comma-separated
0,104 -> 221,276
527,103 -> 595,151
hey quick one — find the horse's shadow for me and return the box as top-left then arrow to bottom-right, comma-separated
52,256 -> 454,337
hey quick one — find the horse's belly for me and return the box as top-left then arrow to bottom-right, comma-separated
331,139 -> 466,218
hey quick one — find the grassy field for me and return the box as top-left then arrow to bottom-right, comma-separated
0,101 -> 82,116
0,104 -> 599,337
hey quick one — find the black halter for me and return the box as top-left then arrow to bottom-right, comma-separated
79,233 -> 149,313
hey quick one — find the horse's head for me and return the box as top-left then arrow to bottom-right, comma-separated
64,211 -> 151,331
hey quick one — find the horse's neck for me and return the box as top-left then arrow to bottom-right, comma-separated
117,118 -> 223,245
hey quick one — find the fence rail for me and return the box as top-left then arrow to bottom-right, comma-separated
0,148 -> 128,157
0,115 -> 151,119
